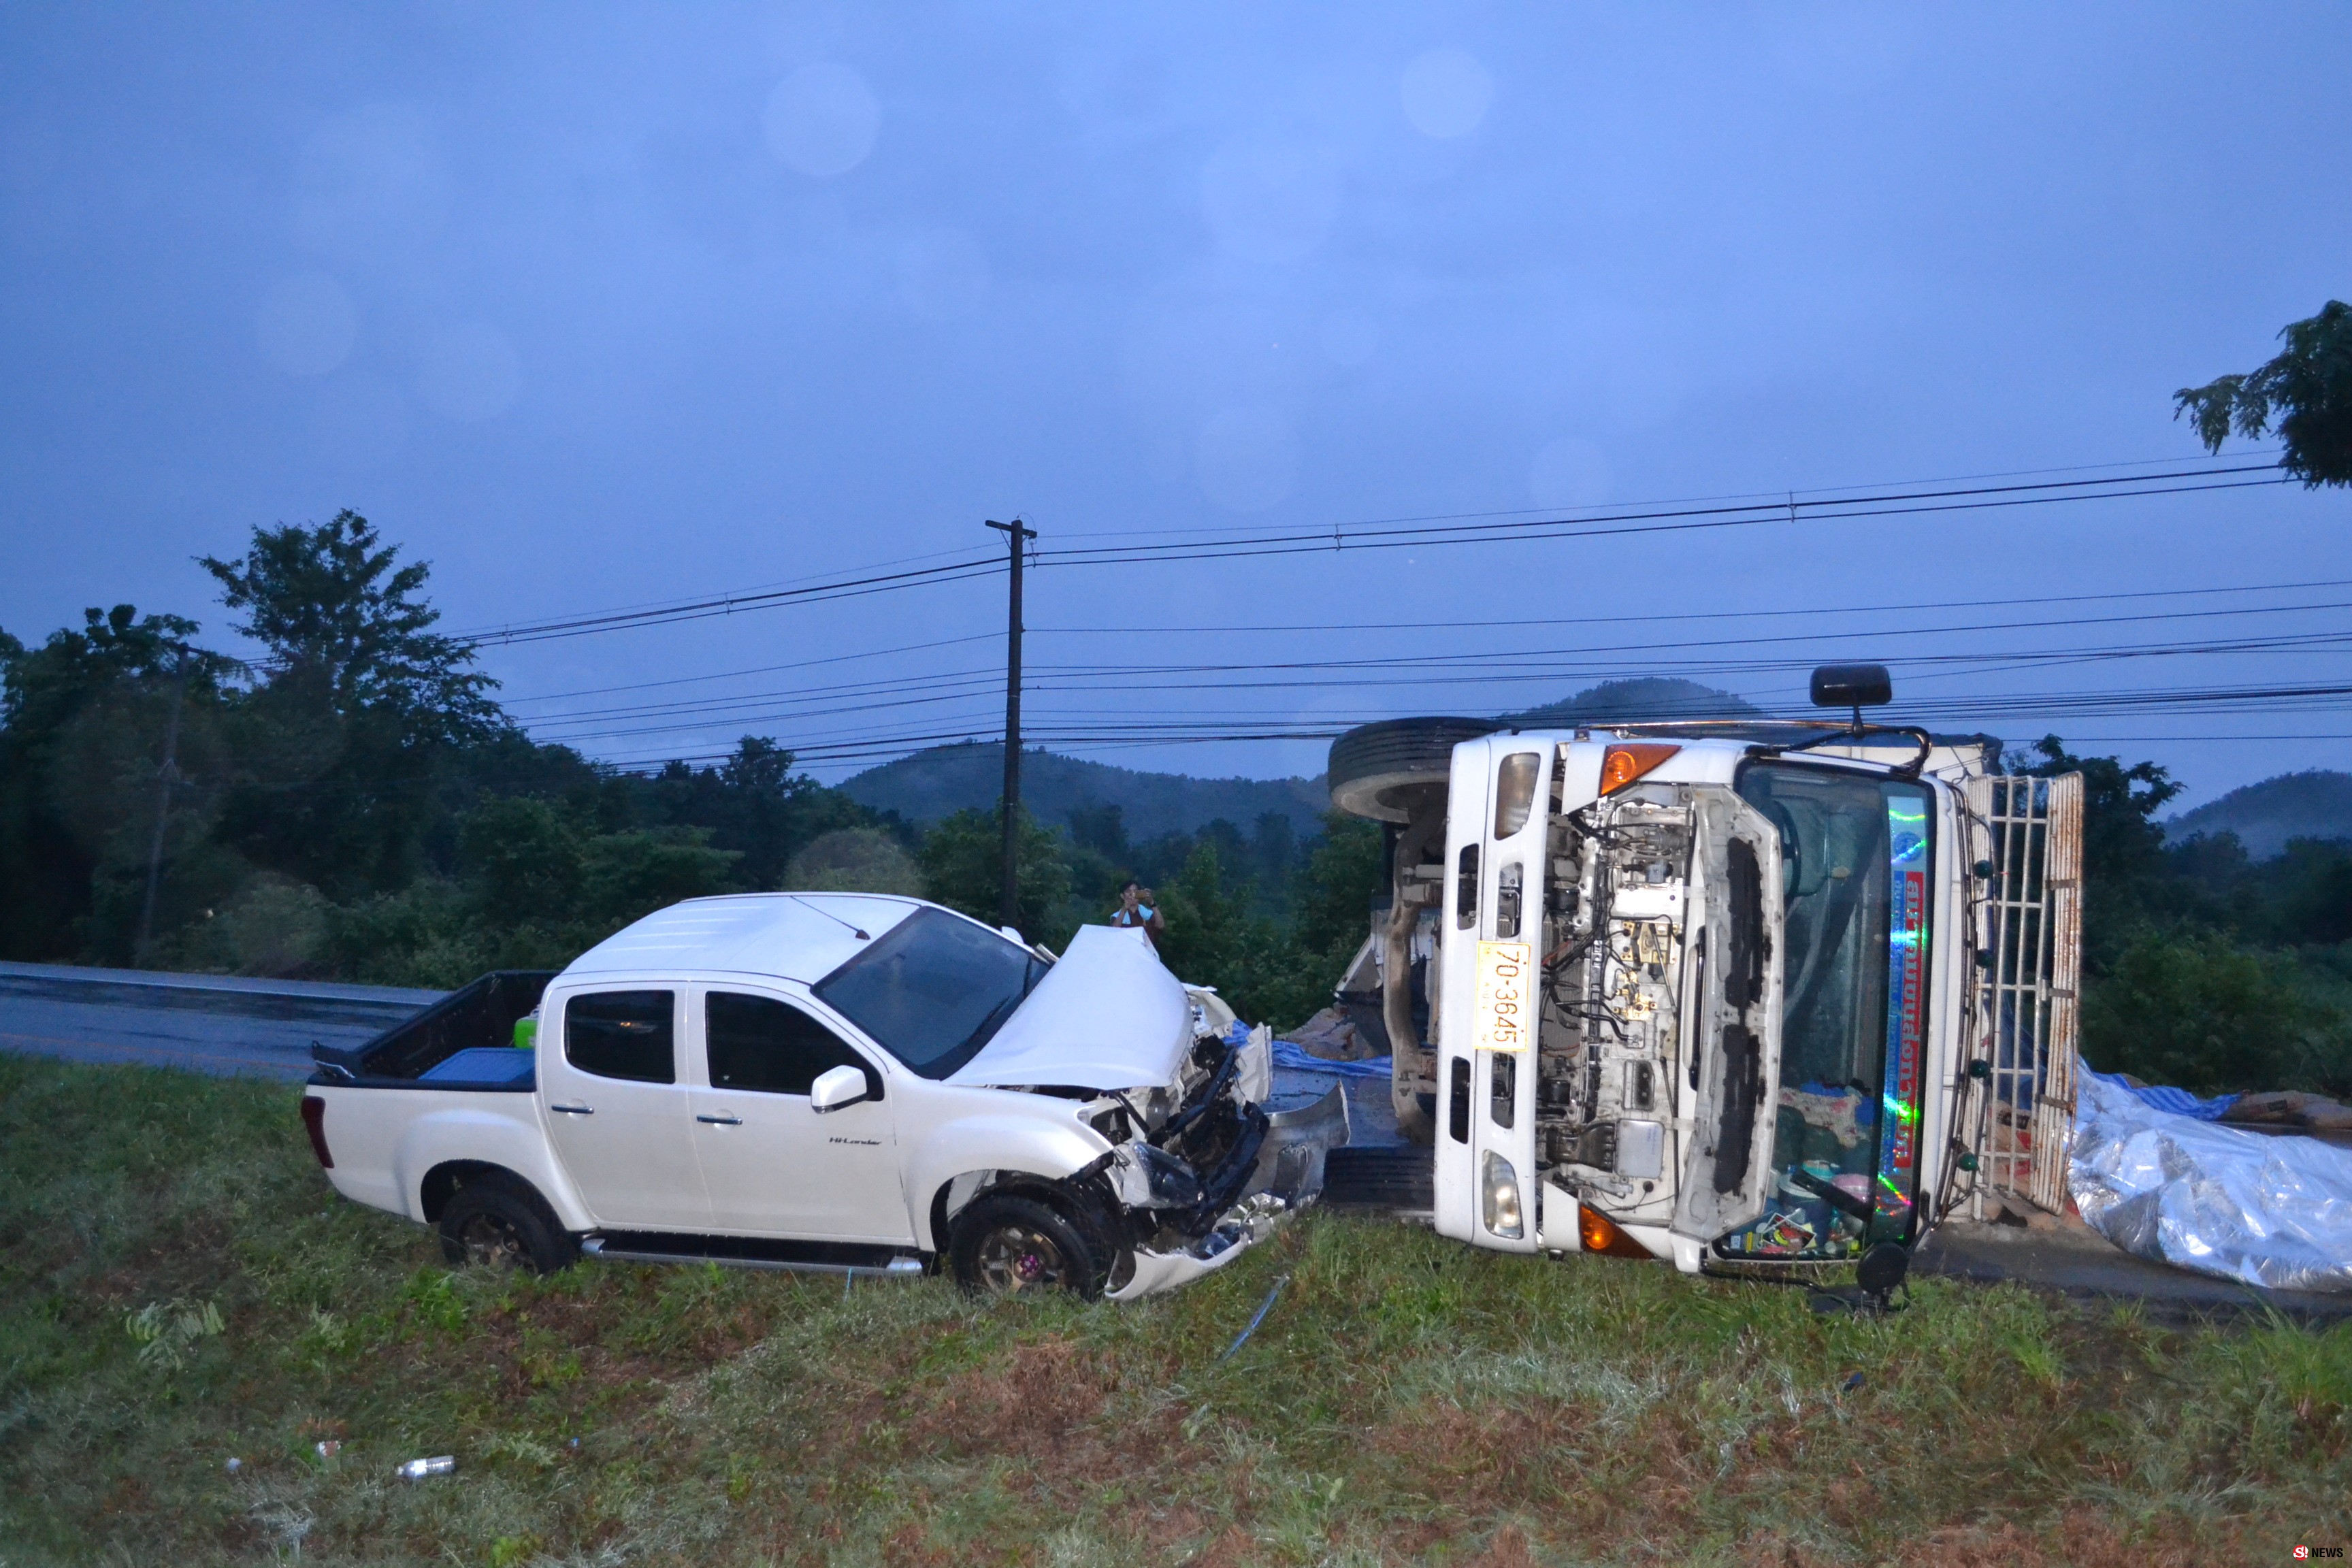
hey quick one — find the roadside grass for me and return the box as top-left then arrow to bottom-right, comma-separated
2,1054 -> 2349,1565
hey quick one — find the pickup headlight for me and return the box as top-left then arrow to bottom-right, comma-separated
1109,1141 -> 1203,1209
1482,1150 -> 1524,1239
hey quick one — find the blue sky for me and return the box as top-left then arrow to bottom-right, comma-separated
3,3 -> 2345,808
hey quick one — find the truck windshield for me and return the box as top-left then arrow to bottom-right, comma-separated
1717,763 -> 1933,1261
812,908 -> 1049,1081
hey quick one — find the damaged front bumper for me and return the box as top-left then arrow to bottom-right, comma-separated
1107,1083 -> 1350,1299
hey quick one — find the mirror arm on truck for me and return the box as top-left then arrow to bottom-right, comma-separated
1571,717 -> 1934,781
1744,723 -> 1933,779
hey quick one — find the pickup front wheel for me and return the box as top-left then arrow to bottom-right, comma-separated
947,1194 -> 1111,1300
438,1174 -> 578,1275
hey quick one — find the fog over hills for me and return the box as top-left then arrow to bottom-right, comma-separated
2165,770 -> 2352,859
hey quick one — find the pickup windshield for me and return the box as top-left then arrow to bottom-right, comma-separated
1716,763 -> 1933,1260
812,908 -> 1050,1080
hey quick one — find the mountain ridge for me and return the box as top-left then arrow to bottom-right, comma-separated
838,677 -> 1759,843
839,742 -> 1327,841
2166,769 -> 2352,859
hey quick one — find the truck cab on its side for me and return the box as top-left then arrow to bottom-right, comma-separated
1331,681 -> 2006,1279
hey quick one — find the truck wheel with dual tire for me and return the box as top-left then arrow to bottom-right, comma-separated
947,1192 -> 1115,1299
438,1171 -> 579,1275
1326,716 -> 1498,822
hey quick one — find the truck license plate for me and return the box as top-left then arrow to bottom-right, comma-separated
1474,941 -> 1532,1052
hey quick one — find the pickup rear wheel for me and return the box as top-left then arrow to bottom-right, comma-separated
948,1194 -> 1109,1300
438,1174 -> 577,1275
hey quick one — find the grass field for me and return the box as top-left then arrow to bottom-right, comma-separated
2,1054 -> 2349,1566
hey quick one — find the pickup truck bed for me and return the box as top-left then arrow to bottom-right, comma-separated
309,970 -> 553,1089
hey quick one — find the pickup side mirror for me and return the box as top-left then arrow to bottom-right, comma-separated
810,1063 -> 870,1115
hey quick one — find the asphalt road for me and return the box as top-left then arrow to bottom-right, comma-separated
0,960 -> 440,1082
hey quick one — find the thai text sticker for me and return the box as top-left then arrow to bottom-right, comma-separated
1475,941 -> 1533,1052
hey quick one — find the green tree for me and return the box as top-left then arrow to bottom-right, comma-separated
198,513 -> 505,897
2176,300 -> 2352,485
2081,926 -> 2325,1094
197,510 -> 500,739
458,797 -> 586,918
1232,813 -> 1385,1030
916,805 -> 1072,940
786,827 -> 923,895
2022,735 -> 2183,966
1290,811 -> 1383,964
1156,840 -> 1252,994
0,606 -> 238,961
635,736 -> 883,892
578,828 -> 739,929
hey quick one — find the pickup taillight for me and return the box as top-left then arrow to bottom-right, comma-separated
301,1096 -> 333,1169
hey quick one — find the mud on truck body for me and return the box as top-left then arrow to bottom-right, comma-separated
1328,666 -> 2085,1284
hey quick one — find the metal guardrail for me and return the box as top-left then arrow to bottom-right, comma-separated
0,960 -> 443,1017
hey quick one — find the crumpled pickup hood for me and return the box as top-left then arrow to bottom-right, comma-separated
947,924 -> 1192,1091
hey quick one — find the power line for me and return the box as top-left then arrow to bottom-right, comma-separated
502,632 -> 1000,706
573,672 -> 2352,772
1032,574 -> 2352,638
1021,607 -> 2352,683
520,619 -> 2352,743
431,452 -> 2333,775
508,585 -> 2351,731
453,555 -> 1007,648
449,459 -> 2300,651
504,572 -> 2352,711
1031,446 -> 2285,542
442,542 -> 1003,644
1031,468 -> 2289,569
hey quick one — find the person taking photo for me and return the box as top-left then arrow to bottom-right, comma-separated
1110,879 -> 1165,951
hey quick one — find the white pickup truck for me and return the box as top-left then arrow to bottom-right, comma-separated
301,895 -> 1345,1298
1325,665 -> 2083,1291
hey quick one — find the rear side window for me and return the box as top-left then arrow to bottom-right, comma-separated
706,992 -> 879,1099
565,991 -> 675,1083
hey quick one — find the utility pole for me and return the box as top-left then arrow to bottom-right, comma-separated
984,518 -> 1036,930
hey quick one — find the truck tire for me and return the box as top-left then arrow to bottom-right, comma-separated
947,1193 -> 1110,1300
438,1173 -> 578,1275
1328,717 -> 1498,823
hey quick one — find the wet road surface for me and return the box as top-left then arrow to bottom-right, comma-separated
0,962 -> 441,1082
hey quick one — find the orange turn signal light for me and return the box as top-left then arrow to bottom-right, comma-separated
1599,743 -> 1680,795
1578,1203 -> 1657,1260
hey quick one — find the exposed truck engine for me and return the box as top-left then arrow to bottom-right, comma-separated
1328,666 -> 2080,1284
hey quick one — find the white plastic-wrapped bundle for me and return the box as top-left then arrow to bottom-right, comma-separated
2072,1070 -> 2352,1294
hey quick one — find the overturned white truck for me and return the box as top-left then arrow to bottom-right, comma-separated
1326,666 -> 2085,1285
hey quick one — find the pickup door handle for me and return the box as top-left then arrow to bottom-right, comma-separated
549,1102 -> 595,1115
696,1113 -> 742,1126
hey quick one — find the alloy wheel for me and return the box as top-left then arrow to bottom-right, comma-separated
455,1211 -> 529,1269
973,1224 -> 1068,1292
